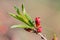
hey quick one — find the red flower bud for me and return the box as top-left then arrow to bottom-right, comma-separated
35,17 -> 40,27
37,27 -> 42,33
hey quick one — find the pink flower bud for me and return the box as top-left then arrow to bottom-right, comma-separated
37,27 -> 42,33
35,17 -> 40,28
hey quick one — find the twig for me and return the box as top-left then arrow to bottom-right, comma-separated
38,33 -> 47,40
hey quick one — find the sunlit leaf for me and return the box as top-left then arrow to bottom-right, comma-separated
11,24 -> 34,29
10,4 -> 35,29
22,4 -> 34,27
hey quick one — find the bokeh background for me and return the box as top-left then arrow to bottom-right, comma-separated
0,0 -> 60,40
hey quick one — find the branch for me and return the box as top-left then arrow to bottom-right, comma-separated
38,33 -> 47,40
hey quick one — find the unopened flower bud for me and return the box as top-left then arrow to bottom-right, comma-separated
37,27 -> 42,33
35,17 -> 40,28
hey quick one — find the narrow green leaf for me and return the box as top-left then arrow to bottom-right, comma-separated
9,13 -> 26,23
22,4 -> 34,27
10,5 -> 34,28
29,20 -> 34,27
16,15 -> 26,22
9,13 -> 22,21
22,4 -> 24,12
11,24 -> 34,29
16,15 -> 30,26
14,6 -> 21,15
14,6 -> 32,26
9,13 -> 17,19
24,14 -> 34,26
10,13 -> 32,27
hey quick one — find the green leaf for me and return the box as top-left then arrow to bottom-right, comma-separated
14,6 -> 21,15
9,13 -> 26,23
16,15 -> 31,26
10,5 -> 34,28
14,6 -> 32,26
29,20 -> 34,27
9,13 -> 31,26
9,13 -> 17,19
11,24 -> 34,29
22,4 -> 25,12
22,4 -> 34,27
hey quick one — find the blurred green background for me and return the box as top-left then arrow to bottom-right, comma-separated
0,0 -> 60,40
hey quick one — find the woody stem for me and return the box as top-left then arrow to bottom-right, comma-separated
38,33 -> 47,40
